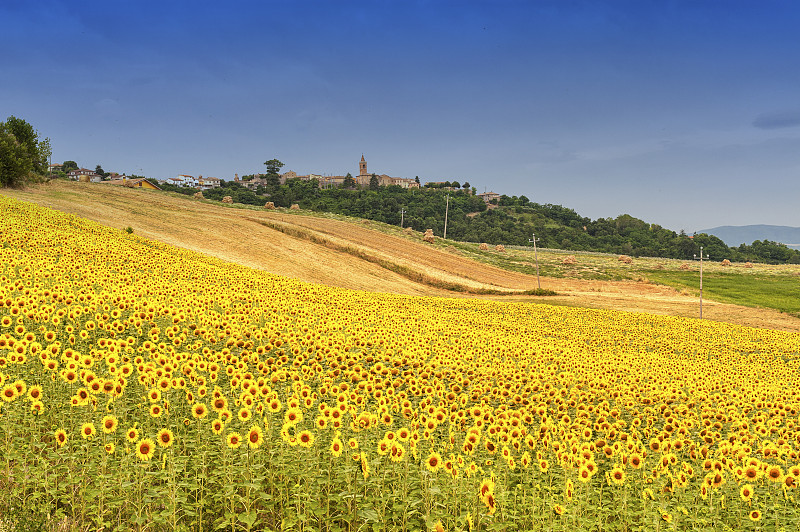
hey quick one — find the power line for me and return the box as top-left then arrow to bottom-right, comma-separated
693,246 -> 709,319
529,234 -> 541,290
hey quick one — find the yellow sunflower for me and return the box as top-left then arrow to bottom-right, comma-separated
226,431 -> 243,449
330,437 -> 343,458
54,428 -> 68,447
126,427 -> 139,443
192,402 -> 208,419
101,414 -> 119,434
247,425 -> 263,449
80,422 -> 96,440
156,428 -> 174,448
136,438 -> 156,461
426,451 -> 443,473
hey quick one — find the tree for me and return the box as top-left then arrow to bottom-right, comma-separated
415,176 -> 420,185
95,165 -> 110,179
342,173 -> 356,189
369,173 -> 379,191
62,160 -> 78,173
263,159 -> 284,176
462,181 -> 470,190
0,116 -> 50,188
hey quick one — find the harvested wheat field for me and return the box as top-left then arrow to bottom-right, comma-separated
2,180 -> 799,331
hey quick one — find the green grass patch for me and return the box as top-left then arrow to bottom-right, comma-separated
522,287 -> 559,296
646,270 -> 800,317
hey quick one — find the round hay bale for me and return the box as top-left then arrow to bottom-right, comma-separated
479,243 -> 489,250
721,259 -> 732,266
562,255 -> 577,265
423,229 -> 435,243
290,204 -> 300,210
495,244 -> 505,252
653,263 -> 665,270
221,196 -> 233,204
78,174 -> 90,183
679,263 -> 691,270
193,191 -> 204,199
618,255 -> 633,264
361,219 -> 370,224
745,262 -> 754,268
403,227 -> 414,234
264,201 -> 275,209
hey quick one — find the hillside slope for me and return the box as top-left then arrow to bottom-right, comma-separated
3,181 -> 800,331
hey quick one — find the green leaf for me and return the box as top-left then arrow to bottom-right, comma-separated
358,508 -> 380,523
239,510 -> 257,527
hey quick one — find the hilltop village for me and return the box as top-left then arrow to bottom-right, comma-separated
50,155 -> 494,198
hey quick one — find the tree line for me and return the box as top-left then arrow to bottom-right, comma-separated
0,116 -> 50,188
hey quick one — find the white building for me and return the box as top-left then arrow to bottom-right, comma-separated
166,175 -> 199,187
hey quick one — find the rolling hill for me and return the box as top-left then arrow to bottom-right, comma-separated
3,180 -> 800,331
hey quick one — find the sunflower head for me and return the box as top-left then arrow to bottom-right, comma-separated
102,414 -> 119,434
81,422 -> 96,440
247,425 -> 263,449
136,438 -> 155,461
55,428 -> 67,447
157,428 -> 174,448
226,431 -> 242,449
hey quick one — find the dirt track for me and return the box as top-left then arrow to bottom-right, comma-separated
4,181 -> 800,332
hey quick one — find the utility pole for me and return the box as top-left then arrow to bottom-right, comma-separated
693,245 -> 709,319
443,192 -> 450,240
529,234 -> 541,289
399,208 -> 406,228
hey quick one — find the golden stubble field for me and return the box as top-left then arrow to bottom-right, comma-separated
2,181 -> 799,332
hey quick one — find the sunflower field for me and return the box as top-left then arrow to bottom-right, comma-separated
2,195 -> 800,532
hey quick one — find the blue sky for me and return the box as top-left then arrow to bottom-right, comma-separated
2,0 -> 799,233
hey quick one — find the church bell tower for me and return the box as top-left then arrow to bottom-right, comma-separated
359,154 -> 368,184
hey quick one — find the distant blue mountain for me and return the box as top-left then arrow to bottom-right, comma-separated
696,225 -> 800,249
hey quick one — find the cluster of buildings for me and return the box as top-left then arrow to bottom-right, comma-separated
54,155 -> 501,203
51,165 -> 161,190
239,155 -> 420,191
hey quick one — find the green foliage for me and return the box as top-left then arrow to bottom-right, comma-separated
646,270 -> 800,317
263,158 -> 284,175
0,116 -> 50,188
523,288 -> 558,296
95,164 -> 110,179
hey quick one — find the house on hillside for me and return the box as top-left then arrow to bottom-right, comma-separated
477,191 -> 500,204
241,176 -> 270,190
68,168 -> 102,182
165,175 -> 199,187
197,176 -> 222,190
